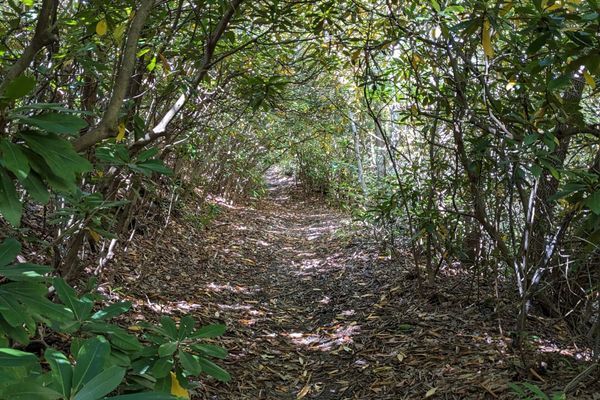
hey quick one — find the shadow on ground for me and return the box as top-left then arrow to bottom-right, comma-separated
112,173 -> 598,399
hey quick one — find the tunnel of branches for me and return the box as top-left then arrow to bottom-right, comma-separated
0,0 -> 599,399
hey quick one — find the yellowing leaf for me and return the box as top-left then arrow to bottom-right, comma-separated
482,18 -> 494,58
425,387 -> 438,398
583,70 -> 596,89
96,19 -> 108,36
499,1 -> 513,16
127,325 -> 142,331
116,122 -> 126,142
546,2 -> 562,12
87,229 -> 101,243
170,372 -> 190,399
297,385 -> 310,399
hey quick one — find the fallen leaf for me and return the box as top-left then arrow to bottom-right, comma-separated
297,385 -> 310,399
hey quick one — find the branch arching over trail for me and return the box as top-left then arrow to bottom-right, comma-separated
73,0 -> 155,152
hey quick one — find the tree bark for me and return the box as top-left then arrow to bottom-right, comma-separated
73,0 -> 155,152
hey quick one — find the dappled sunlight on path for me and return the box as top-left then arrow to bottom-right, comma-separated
113,172 -> 596,399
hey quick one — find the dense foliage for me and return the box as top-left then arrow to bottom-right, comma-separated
0,0 -> 598,397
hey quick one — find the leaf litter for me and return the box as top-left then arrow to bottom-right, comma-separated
108,176 -> 599,399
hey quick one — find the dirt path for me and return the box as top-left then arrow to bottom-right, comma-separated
115,175 -> 594,399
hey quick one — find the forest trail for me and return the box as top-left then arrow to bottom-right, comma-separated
116,173 -> 541,399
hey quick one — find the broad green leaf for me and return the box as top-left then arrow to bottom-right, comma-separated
177,316 -> 195,340
133,160 -> 173,176
0,140 -> 29,179
19,171 -> 50,203
585,190 -> 600,214
0,169 -> 22,226
197,356 -> 230,382
0,348 -> 38,366
0,263 -> 51,281
2,75 -> 36,99
17,113 -> 88,135
0,316 -> 30,344
178,350 -> 200,375
0,292 -> 29,327
193,324 -> 226,338
24,148 -> 74,193
53,278 -> 93,321
73,366 -> 125,400
72,336 -> 110,392
548,74 -> 571,91
20,132 -> 92,187
0,238 -> 20,266
160,317 -> 178,339
84,322 -> 142,352
192,344 -> 227,359
1,381 -> 62,400
45,348 -> 73,397
91,301 -> 131,321
150,357 -> 173,378
158,341 -> 178,357
1,281 -> 73,322
136,147 -> 159,162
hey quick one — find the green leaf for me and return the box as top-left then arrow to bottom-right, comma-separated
197,356 -> 230,382
192,344 -> 227,359
178,350 -> 201,375
53,278 -> 93,321
548,74 -> 571,91
0,263 -> 51,281
0,238 -> 20,266
177,316 -> 195,340
585,190 -> 600,214
159,317 -> 178,339
2,75 -> 36,99
0,140 -> 29,179
105,393 -> 177,399
20,132 -> 92,188
72,336 -> 110,392
193,324 -> 226,338
133,159 -> 172,176
1,281 -> 74,322
1,381 -> 62,400
150,357 -> 173,378
0,348 -> 38,366
523,134 -> 538,146
45,348 -> 73,397
17,113 -> 88,135
90,301 -> 131,321
19,171 -> 50,204
0,291 -> 29,327
0,316 -> 31,344
84,322 -> 143,352
158,341 -> 178,357
73,366 -> 125,400
0,169 -> 22,226
136,147 -> 159,162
